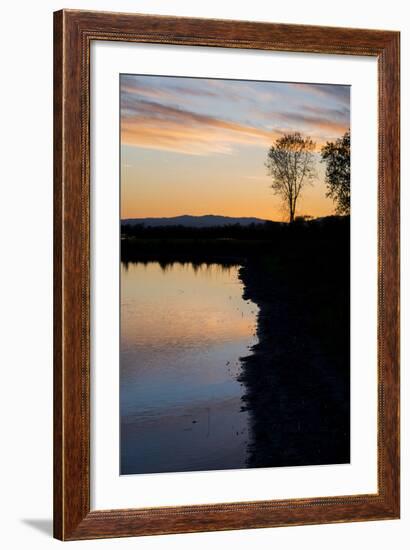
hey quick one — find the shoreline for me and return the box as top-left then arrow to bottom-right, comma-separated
238,246 -> 350,468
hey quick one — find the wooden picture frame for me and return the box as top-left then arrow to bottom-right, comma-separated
54,9 -> 400,540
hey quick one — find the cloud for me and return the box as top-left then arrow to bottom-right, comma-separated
121,83 -> 178,102
302,104 -> 350,121
272,110 -> 349,136
291,83 -> 350,106
120,75 -> 219,104
121,98 -> 277,155
120,77 -> 350,155
171,84 -> 219,98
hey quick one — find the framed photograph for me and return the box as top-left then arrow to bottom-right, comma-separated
54,9 -> 400,540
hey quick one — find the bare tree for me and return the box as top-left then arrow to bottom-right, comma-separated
265,132 -> 316,223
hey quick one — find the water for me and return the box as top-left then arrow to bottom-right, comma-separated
120,261 -> 259,475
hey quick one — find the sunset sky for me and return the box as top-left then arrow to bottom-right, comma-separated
120,75 -> 350,221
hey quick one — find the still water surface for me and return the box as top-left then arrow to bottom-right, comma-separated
120,261 -> 258,474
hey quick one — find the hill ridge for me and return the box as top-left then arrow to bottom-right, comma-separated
121,214 -> 270,228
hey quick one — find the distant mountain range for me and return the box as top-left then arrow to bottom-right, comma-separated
121,215 -> 271,228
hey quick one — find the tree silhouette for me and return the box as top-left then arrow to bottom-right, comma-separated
265,132 -> 316,223
321,130 -> 350,215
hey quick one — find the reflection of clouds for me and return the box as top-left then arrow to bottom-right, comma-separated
121,262 -> 259,349
128,306 -> 256,347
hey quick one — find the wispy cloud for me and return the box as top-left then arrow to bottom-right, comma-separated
121,98 -> 277,155
121,75 -> 219,103
271,110 -> 349,137
291,83 -> 350,106
120,76 -> 350,155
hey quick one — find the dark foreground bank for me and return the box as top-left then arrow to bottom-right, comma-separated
238,224 -> 350,468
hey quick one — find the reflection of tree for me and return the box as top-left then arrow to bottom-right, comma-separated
321,130 -> 351,215
121,259 -> 239,274
265,132 -> 316,223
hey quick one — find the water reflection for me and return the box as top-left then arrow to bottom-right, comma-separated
120,261 -> 259,475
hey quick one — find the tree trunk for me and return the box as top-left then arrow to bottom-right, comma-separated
289,196 -> 297,223
289,197 -> 294,223
289,199 -> 295,223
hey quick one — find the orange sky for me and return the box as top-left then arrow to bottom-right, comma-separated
120,75 -> 350,221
